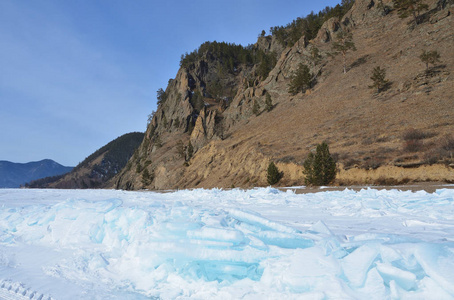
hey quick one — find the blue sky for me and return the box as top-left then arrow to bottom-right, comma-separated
0,0 -> 341,166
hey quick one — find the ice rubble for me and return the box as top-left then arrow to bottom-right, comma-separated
0,187 -> 453,299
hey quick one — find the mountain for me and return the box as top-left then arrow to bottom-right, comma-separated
114,0 -> 454,190
0,159 -> 73,188
32,132 -> 144,189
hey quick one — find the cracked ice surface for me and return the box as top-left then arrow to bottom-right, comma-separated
0,187 -> 453,299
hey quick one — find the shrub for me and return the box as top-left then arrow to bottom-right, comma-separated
423,149 -> 441,165
403,128 -> 433,141
403,139 -> 424,152
276,156 -> 295,164
343,158 -> 361,169
362,157 -> 384,170
143,160 -> 152,168
402,129 -> 435,154
420,50 -> 441,70
154,136 -> 163,148
441,135 -> 454,151
303,142 -> 337,186
267,162 -> 283,185
425,134 -> 454,164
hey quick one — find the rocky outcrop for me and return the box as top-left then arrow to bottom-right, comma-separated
343,0 -> 376,25
256,35 -> 285,55
343,0 -> 396,26
190,108 -> 218,152
316,17 -> 341,42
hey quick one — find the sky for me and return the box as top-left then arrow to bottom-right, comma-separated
0,0 -> 341,166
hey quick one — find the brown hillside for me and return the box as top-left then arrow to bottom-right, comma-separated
43,132 -> 144,189
113,0 -> 454,190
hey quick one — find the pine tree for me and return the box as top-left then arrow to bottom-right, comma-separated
303,142 -> 336,186
190,90 -> 205,112
288,63 -> 313,95
147,111 -> 155,126
331,31 -> 356,74
252,100 -> 260,116
267,161 -> 282,185
265,92 -> 273,112
393,0 -> 429,24
142,168 -> 154,186
157,88 -> 167,106
311,46 -> 322,65
162,114 -> 168,128
419,50 -> 441,70
302,152 -> 316,185
176,140 -> 185,158
173,118 -> 180,128
369,66 -> 390,93
186,141 -> 194,161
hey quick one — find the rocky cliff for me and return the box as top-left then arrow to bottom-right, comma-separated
114,0 -> 454,190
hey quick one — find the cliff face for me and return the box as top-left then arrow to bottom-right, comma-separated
114,0 -> 454,190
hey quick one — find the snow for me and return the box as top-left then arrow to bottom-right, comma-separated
0,187 -> 454,299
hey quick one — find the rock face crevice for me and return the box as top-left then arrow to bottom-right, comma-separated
113,0 -> 454,190
190,108 -> 219,152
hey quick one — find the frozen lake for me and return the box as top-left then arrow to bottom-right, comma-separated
0,187 -> 453,299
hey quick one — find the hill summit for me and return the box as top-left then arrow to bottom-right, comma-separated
114,0 -> 454,190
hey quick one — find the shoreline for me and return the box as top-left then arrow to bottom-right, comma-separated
280,181 -> 454,194
8,181 -> 454,194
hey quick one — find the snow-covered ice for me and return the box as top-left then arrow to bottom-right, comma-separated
0,187 -> 453,299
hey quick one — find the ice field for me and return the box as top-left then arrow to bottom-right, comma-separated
0,187 -> 454,299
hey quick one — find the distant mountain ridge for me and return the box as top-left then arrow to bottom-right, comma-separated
0,159 -> 73,188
